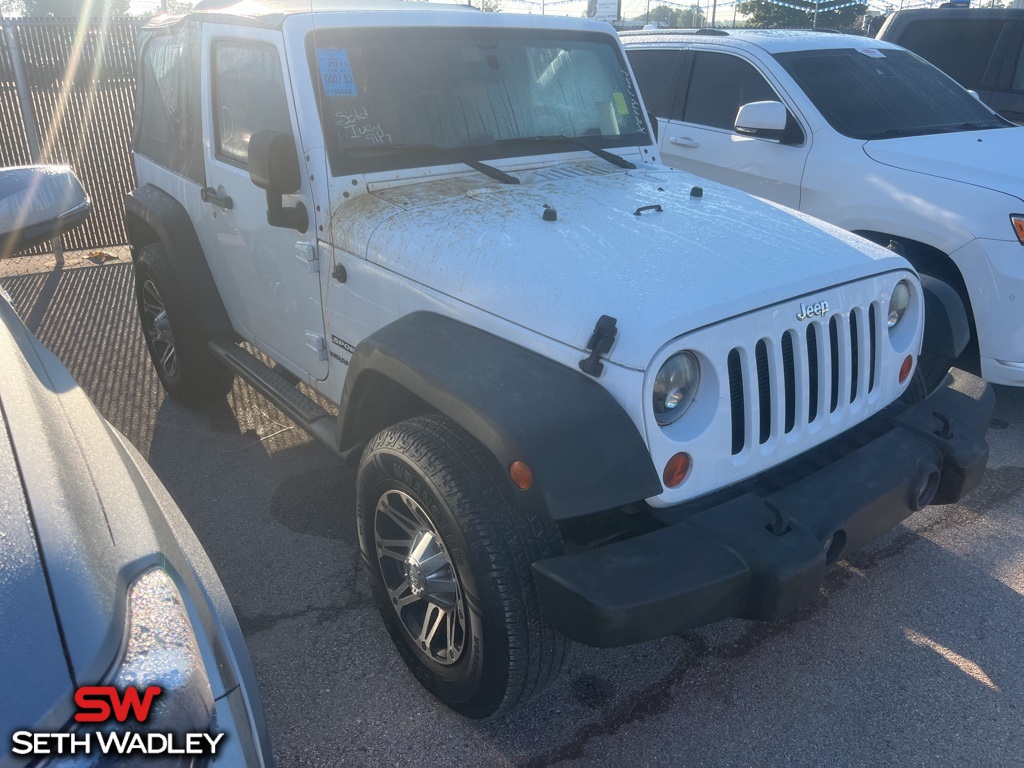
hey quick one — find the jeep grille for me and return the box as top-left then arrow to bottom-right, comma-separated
727,304 -> 881,455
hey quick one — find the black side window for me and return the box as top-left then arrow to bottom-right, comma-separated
899,19 -> 1004,88
212,42 -> 292,166
135,24 -> 203,183
625,49 -> 680,118
681,52 -> 777,131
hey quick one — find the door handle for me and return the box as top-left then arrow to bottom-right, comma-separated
669,136 -> 700,148
201,186 -> 233,210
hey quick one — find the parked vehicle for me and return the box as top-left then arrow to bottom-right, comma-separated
0,165 -> 271,766
126,2 -> 993,717
0,164 -> 90,258
624,29 -> 1024,387
877,8 -> 1024,124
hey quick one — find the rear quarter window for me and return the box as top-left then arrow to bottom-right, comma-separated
134,24 -> 204,183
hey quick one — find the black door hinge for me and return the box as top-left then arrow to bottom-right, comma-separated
579,315 -> 617,377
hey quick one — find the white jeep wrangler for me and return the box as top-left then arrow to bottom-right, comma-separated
126,1 -> 993,717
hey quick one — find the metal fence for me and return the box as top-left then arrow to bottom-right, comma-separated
1,17 -> 140,276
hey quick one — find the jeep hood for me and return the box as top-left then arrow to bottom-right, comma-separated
863,127 -> 1024,203
332,162 -> 908,370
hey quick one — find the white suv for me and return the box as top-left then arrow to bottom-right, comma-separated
623,29 -> 1024,387
125,4 -> 992,717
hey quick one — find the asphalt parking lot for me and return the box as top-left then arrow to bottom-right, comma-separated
4,261 -> 1024,767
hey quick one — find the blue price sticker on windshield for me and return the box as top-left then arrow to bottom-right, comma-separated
317,49 -> 357,97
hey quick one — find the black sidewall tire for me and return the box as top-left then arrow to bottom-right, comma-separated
357,446 -> 507,717
134,244 -> 233,406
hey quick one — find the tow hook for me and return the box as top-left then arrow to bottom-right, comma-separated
933,412 -> 954,439
765,501 -> 791,536
909,461 -> 941,512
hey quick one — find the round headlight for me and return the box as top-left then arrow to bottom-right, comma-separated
653,351 -> 700,426
888,280 -> 911,332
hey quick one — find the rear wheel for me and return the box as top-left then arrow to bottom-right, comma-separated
356,414 -> 566,718
134,243 -> 233,406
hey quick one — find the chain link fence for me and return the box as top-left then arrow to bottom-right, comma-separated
1,17 -> 140,277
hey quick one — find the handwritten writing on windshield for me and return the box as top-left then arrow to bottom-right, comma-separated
336,107 -> 392,144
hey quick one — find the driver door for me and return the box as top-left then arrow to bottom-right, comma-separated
197,26 -> 327,381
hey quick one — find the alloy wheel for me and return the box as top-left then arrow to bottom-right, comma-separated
374,489 -> 466,666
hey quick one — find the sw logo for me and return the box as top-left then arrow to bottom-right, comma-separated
74,685 -> 162,723
10,685 -> 225,758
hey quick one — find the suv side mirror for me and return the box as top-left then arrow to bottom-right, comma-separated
248,130 -> 308,233
0,165 -> 90,258
734,100 -> 788,141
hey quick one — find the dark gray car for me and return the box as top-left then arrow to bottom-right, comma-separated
0,167 -> 271,766
877,8 -> 1024,124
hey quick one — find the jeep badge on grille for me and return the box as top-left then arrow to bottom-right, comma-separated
796,301 -> 829,321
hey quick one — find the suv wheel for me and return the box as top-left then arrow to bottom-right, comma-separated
356,414 -> 566,718
134,243 -> 234,406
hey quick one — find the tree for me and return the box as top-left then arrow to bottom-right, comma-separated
737,0 -> 865,29
1,0 -> 25,16
480,0 -> 501,10
628,4 -> 705,28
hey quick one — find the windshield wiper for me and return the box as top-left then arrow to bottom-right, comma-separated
864,120 -> 1006,140
345,143 -> 519,185
950,121 -> 1006,132
863,127 -> 934,140
494,135 -> 637,170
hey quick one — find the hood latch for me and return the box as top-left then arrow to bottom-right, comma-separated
579,315 -> 617,378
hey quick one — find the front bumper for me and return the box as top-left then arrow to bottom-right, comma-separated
533,369 -> 994,647
951,237 -> 1024,386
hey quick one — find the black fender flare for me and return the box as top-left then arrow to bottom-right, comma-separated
338,312 -> 662,521
124,184 -> 233,338
919,274 -> 970,360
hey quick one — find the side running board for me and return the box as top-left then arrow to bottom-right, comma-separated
207,338 -> 342,456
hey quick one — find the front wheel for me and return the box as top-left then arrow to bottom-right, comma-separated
356,414 -> 566,718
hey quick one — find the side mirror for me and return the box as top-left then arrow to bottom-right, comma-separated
0,165 -> 90,258
734,100 -> 788,141
248,130 -> 308,233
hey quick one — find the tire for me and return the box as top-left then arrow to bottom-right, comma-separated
356,414 -> 566,718
134,243 -> 234,406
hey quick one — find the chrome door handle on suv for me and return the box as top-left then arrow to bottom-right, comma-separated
669,136 -> 699,148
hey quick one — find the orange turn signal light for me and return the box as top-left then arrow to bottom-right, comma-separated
663,452 -> 692,489
509,461 -> 533,491
1011,215 -> 1024,245
899,354 -> 914,384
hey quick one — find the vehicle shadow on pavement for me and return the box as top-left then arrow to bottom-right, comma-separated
5,264 -> 1024,767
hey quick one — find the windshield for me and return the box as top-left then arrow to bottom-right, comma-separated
774,48 -> 1009,140
306,27 -> 649,176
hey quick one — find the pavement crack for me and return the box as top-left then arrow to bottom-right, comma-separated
519,639 -> 704,768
